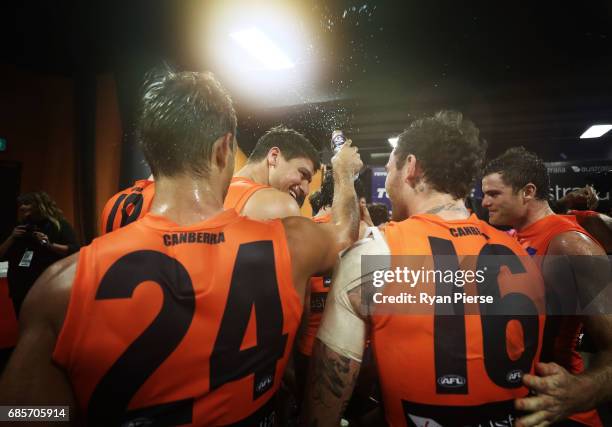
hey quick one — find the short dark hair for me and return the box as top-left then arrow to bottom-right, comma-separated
249,125 -> 321,171
367,203 -> 390,226
309,191 -> 322,215
395,110 -> 486,199
138,70 -> 237,178
483,147 -> 550,200
319,170 -> 334,209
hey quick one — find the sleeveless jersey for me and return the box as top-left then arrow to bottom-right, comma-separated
100,179 -> 155,235
223,177 -> 271,214
517,214 -> 602,427
372,214 -> 545,427
53,209 -> 302,426
297,213 -> 333,356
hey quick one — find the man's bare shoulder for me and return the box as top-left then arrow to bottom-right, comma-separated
342,229 -> 390,256
243,188 -> 301,220
281,216 -> 323,249
335,230 -> 391,293
548,230 -> 605,256
21,253 -> 78,333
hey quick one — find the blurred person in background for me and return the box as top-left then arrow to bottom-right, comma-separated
551,185 -> 612,254
309,190 -> 322,216
367,202 -> 390,230
0,192 -> 79,317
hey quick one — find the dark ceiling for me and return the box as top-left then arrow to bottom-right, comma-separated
2,0 -> 612,164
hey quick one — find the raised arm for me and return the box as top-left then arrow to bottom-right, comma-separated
321,140 -> 363,251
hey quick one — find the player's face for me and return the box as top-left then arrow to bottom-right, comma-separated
481,173 -> 526,227
270,155 -> 315,207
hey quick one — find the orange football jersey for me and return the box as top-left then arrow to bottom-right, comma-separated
53,210 -> 302,426
517,214 -> 602,427
223,177 -> 271,213
297,212 -> 333,356
100,179 -> 156,235
372,214 -> 545,427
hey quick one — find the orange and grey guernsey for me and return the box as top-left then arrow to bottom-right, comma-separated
373,214 -> 545,427
100,179 -> 156,235
517,214 -> 602,427
297,212 -> 333,356
53,209 -> 302,426
223,177 -> 271,213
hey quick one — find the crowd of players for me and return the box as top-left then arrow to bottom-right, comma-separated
0,69 -> 611,427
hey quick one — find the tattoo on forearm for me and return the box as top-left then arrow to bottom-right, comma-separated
321,351 -> 351,398
307,343 -> 359,425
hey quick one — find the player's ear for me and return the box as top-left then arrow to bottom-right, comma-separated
404,154 -> 419,182
213,132 -> 234,171
267,147 -> 281,168
522,183 -> 537,202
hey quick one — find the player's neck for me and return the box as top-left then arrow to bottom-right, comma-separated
149,175 -> 226,226
235,162 -> 269,186
410,192 -> 470,221
515,200 -> 555,232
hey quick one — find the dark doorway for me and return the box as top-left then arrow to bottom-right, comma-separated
0,161 -> 21,240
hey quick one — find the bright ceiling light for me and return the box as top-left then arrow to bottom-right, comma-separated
580,124 -> 612,139
388,137 -> 399,148
199,2 -> 320,106
230,27 -> 295,70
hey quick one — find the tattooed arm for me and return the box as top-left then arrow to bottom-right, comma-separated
302,233 -> 389,426
304,340 -> 361,427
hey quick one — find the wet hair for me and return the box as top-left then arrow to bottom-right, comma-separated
138,70 -> 237,178
248,125 -> 321,171
319,170 -> 335,209
483,146 -> 550,200
309,191 -> 322,215
367,203 -> 390,226
18,192 -> 64,230
395,110 -> 486,199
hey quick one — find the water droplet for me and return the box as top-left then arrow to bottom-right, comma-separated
342,10 -> 347,18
